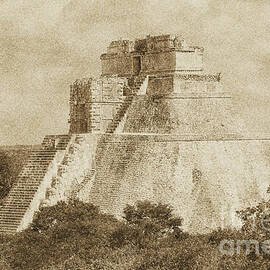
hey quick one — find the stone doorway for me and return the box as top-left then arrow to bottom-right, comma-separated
78,104 -> 88,133
133,56 -> 141,75
80,120 -> 87,133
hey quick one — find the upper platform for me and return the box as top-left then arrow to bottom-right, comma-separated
100,34 -> 204,77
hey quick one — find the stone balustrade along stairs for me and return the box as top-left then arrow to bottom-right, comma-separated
106,75 -> 146,134
70,169 -> 96,200
0,135 -> 72,233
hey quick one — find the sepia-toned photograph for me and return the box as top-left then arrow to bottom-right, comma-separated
0,0 -> 270,269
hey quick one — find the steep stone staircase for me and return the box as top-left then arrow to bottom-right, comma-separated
0,135 -> 72,233
106,75 -> 146,134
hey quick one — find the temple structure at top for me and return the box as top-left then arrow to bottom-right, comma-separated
69,34 -> 225,134
100,34 -> 204,76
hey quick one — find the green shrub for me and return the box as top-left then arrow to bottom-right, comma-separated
6,200 -> 120,270
122,200 -> 183,248
4,199 -> 270,269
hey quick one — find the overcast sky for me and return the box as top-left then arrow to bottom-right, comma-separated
0,0 -> 270,145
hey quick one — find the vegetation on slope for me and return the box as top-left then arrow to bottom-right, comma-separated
0,199 -> 270,269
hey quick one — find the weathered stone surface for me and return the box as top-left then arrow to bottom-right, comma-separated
2,34 -> 270,235
41,134 -> 270,234
80,134 -> 270,233
101,34 -> 203,77
69,77 -> 128,134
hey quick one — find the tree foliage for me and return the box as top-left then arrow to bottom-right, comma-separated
123,200 -> 182,235
2,199 -> 270,269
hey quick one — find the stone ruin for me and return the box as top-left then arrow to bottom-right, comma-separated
1,34 -> 270,234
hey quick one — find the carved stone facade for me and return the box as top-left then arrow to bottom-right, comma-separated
100,34 -> 203,77
69,77 -> 128,134
70,34 -> 223,134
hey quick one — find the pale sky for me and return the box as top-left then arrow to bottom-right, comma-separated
0,0 -> 270,145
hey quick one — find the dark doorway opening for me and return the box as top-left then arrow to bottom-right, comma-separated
133,56 -> 141,75
80,121 -> 87,133
78,104 -> 88,133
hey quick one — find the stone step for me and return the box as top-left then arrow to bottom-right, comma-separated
21,171 -> 49,174
18,176 -> 44,180
0,209 -> 26,215
25,167 -> 51,171
56,144 -> 70,148
0,221 -> 20,228
5,197 -> 33,203
7,191 -> 36,195
5,198 -> 35,203
20,168 -> 48,172
28,156 -> 55,159
29,153 -> 56,156
20,171 -> 47,175
21,166 -> 48,169
0,211 -> 23,217
11,187 -> 39,191
0,213 -> 22,219
28,154 -> 56,158
7,191 -> 35,196
12,182 -> 39,186
23,165 -> 50,169
3,208 -> 29,216
56,140 -> 71,144
0,221 -> 22,226
0,225 -> 20,231
0,210 -> 26,215
26,162 -> 53,166
16,176 -> 44,181
26,159 -> 54,163
8,187 -> 37,193
0,219 -> 21,224
20,168 -> 48,171
29,154 -> 55,158
13,179 -> 40,184
43,141 -> 70,145
14,182 -> 42,187
13,181 -> 40,185
3,202 -> 30,207
10,189 -> 39,193
11,182 -> 40,187
42,136 -> 71,141
29,154 -> 56,158
19,172 -> 47,176
0,225 -> 18,229
30,151 -> 57,154
28,155 -> 54,159
0,216 -> 24,221
25,160 -> 51,164
1,200 -> 31,205
0,209 -> 26,214
0,217 -> 23,222
52,142 -> 70,147
0,229 -> 17,233
6,194 -> 36,199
